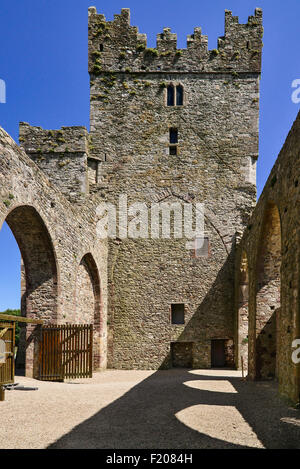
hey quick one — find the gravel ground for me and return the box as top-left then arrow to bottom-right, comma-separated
0,368 -> 299,449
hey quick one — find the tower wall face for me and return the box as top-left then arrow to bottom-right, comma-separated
88,7 -> 262,369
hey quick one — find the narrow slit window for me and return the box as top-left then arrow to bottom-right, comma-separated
171,304 -> 185,324
99,44 -> 104,51
169,128 -> 178,144
167,85 -> 175,106
176,85 -> 183,105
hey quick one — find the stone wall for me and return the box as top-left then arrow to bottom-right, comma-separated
235,111 -> 300,403
88,7 -> 263,75
0,128 -> 108,376
1,6 -> 299,406
19,123 -> 89,203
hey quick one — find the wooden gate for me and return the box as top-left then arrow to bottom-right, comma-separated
0,322 -> 15,385
39,324 -> 93,381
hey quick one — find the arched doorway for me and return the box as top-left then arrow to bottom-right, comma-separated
76,253 -> 101,369
1,205 -> 58,377
255,203 -> 281,380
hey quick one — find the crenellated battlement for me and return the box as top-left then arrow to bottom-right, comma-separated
88,6 -> 263,74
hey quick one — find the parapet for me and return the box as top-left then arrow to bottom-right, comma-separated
88,7 -> 263,74
19,123 -> 90,202
19,122 -> 89,154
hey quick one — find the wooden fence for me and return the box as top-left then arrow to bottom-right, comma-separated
39,324 -> 93,381
0,322 -> 15,385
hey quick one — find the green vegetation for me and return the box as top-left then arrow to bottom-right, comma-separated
92,64 -> 102,74
136,43 -> 145,52
144,48 -> 159,59
91,50 -> 102,59
160,50 -> 172,57
0,309 -> 21,346
174,50 -> 183,60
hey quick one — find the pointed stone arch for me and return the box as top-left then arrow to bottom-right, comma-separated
3,204 -> 58,377
255,202 -> 281,380
76,252 -> 102,369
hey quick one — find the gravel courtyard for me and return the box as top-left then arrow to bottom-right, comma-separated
0,369 -> 300,449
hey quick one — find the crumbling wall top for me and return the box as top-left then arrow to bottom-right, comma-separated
88,7 -> 263,74
19,123 -> 89,154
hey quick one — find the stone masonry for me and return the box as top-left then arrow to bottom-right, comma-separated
0,127 -> 107,376
235,111 -> 300,404
1,7 -> 263,376
1,6 -> 299,404
87,7 -> 262,369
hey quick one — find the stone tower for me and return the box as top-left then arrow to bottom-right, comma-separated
19,7 -> 263,372
87,7 -> 263,369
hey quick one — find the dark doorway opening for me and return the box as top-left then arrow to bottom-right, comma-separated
211,339 -> 226,368
171,342 -> 193,368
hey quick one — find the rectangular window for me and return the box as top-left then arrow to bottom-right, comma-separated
169,145 -> 177,155
169,128 -> 178,144
171,304 -> 185,324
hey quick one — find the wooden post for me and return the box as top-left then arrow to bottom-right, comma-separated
89,324 -> 93,378
0,385 -> 5,401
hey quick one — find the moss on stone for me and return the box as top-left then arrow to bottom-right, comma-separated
211,49 -> 219,57
144,48 -> 159,59
136,43 -> 146,52
92,64 -> 102,74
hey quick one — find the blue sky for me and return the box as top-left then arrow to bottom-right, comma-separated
0,0 -> 299,310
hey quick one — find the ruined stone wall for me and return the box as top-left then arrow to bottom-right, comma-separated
75,258 -> 96,324
88,7 -> 262,369
19,123 -> 90,203
0,128 -> 108,375
0,7 -> 269,378
235,111 -> 300,403
237,251 -> 249,369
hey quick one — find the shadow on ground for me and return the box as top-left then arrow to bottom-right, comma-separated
48,369 -> 300,449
